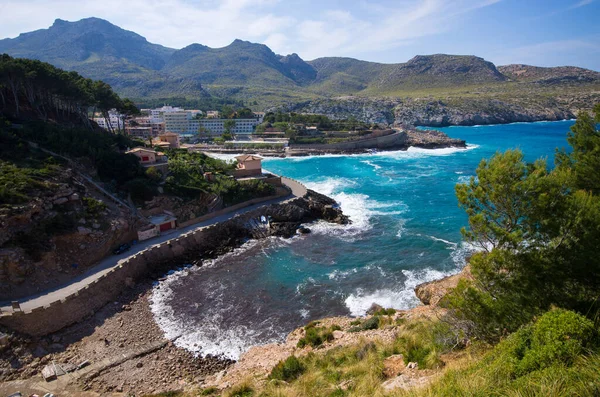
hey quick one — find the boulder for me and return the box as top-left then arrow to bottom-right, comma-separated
414,266 -> 471,306
366,303 -> 384,315
77,226 -> 92,235
53,197 -> 69,205
383,354 -> 406,378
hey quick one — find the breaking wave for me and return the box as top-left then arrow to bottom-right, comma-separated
344,267 -> 459,316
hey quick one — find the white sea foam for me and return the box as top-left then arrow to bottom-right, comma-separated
403,144 -> 479,155
328,263 -> 388,281
344,267 -> 459,316
396,218 -> 410,239
328,267 -> 359,280
150,269 -> 284,360
360,159 -> 382,170
299,309 -> 310,319
427,235 -> 458,248
304,177 -> 408,240
267,143 -> 478,163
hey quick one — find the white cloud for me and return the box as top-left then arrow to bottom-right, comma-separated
0,0 -> 502,60
291,0 -> 504,59
572,0 -> 594,8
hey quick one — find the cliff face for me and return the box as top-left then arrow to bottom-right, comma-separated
280,93 -> 600,127
392,97 -> 580,127
0,165 -> 136,301
281,97 -> 400,125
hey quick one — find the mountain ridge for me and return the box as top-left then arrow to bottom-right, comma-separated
1,17 -> 599,116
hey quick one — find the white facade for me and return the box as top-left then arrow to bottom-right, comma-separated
198,118 -> 258,136
164,111 -> 192,134
93,110 -> 124,131
141,106 -> 186,124
136,106 -> 259,136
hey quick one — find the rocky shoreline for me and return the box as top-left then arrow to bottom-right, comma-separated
0,189 -> 349,396
199,128 -> 466,158
0,258 -> 471,397
201,266 -> 473,392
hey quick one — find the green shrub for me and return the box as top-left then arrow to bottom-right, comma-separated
361,316 -> 380,330
269,355 -> 305,382
83,197 -> 107,217
393,320 -> 456,369
349,317 -> 381,333
298,324 -> 337,348
227,383 -> 254,397
373,308 -> 396,316
200,386 -> 218,395
305,321 -> 320,330
145,166 -> 163,182
299,327 -> 323,348
490,309 -> 597,378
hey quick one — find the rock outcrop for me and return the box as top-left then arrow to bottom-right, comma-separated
0,167 -> 136,300
414,266 -> 472,306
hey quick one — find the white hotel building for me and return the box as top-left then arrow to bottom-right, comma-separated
163,112 -> 262,136
93,110 -> 124,131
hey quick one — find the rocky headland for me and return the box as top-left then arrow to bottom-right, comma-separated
280,93 -> 600,127
283,128 -> 466,157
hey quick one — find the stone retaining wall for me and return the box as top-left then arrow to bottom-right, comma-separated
0,192 -> 307,336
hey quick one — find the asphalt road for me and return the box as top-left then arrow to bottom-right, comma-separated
1,177 -> 306,313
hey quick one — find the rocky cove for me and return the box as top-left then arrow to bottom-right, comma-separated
0,246 -> 472,397
0,188 -> 349,393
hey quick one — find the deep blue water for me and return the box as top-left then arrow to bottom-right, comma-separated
150,120 -> 575,359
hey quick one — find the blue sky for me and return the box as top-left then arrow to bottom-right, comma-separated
1,0 -> 599,70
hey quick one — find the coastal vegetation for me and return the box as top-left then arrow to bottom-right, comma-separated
258,112 -> 374,132
443,103 -> 600,342
0,54 -> 138,130
163,149 -> 275,206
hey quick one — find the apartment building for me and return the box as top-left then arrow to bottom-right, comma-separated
93,110 -> 124,131
132,106 -> 261,137
197,118 -> 259,136
164,111 -> 192,134
125,117 -> 165,139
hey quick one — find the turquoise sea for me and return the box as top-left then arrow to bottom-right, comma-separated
150,120 -> 576,359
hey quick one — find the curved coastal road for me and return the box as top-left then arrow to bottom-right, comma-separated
1,177 -> 307,313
